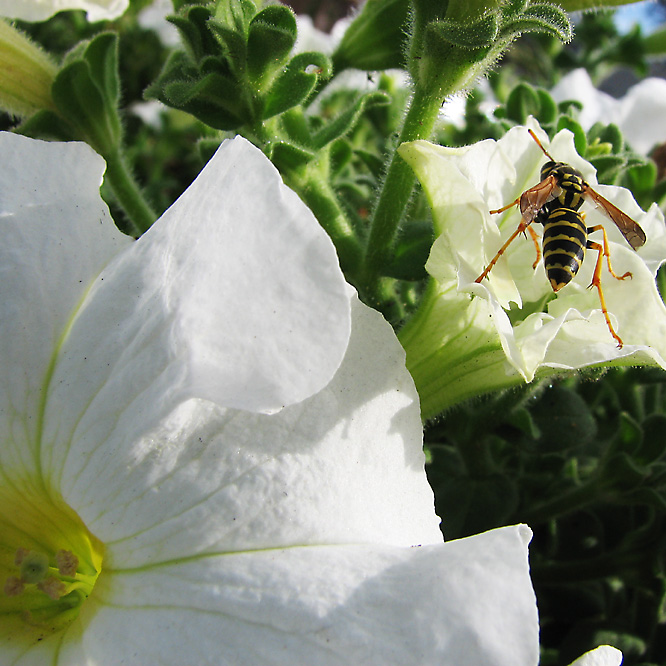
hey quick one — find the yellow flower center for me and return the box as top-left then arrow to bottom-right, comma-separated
0,481 -> 104,645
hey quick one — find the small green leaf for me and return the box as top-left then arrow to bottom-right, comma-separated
505,82 -> 539,124
502,3 -> 572,43
536,89 -> 557,124
247,5 -> 297,83
168,6 -> 217,61
588,122 -> 624,154
213,0 -> 257,35
262,52 -> 332,119
556,116 -> 587,155
207,21 -> 248,78
589,154 -> 627,184
558,0 -> 645,10
279,107 -> 313,147
51,34 -> 122,155
268,140 -> 316,172
311,90 -> 390,151
172,78 -> 245,129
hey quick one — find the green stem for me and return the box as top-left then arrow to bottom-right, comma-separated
103,149 -> 157,237
296,172 -> 364,281
360,85 -> 443,303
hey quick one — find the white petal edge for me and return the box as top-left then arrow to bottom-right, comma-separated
567,645 -> 623,666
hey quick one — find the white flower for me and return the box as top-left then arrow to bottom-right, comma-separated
398,119 -> 666,416
0,0 -> 127,22
551,68 -> 666,155
0,131 -> 541,664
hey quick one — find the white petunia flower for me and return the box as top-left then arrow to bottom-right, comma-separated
0,131 -> 541,664
0,0 -> 127,22
399,119 -> 666,417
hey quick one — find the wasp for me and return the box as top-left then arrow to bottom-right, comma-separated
475,129 -> 647,348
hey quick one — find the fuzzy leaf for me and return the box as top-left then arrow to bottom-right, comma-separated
311,91 -> 390,150
247,4 -> 297,82
262,52 -> 332,120
502,3 -> 572,43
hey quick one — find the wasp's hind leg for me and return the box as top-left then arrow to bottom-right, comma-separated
587,224 -> 632,281
586,238 -> 626,348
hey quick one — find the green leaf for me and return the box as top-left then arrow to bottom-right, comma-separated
311,90 -> 390,150
590,154 -> 628,184
279,107 -> 313,146
207,20 -> 248,78
556,116 -> 587,155
428,12 -> 500,49
588,122 -> 624,153
505,82 -> 540,124
84,32 -> 120,107
557,0 -> 646,10
247,5 -> 297,83
51,33 -> 122,155
500,0 -> 529,19
168,5 -> 217,61
268,140 -> 316,172
502,3 -> 573,43
262,52 -> 332,119
162,72 -> 246,129
213,0 -> 257,35
332,0 -> 410,71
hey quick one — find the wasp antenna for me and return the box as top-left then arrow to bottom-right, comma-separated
528,128 -> 555,161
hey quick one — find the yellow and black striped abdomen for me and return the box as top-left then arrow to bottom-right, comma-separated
542,207 -> 587,292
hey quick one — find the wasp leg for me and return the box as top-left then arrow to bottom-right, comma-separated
527,225 -> 541,269
587,240 -> 624,348
489,196 -> 521,215
475,218 -> 531,283
587,224 -> 632,281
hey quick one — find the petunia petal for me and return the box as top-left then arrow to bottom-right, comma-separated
58,295 -> 442,564
58,526 -> 537,666
566,645 -> 623,666
0,132 -> 130,478
42,136 -> 351,486
0,0 -> 128,22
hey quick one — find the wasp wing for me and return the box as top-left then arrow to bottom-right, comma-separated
519,174 -> 559,223
583,185 -> 647,250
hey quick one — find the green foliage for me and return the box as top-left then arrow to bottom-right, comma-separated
21,32 -> 122,155
425,369 -> 666,664
147,2 -> 330,129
